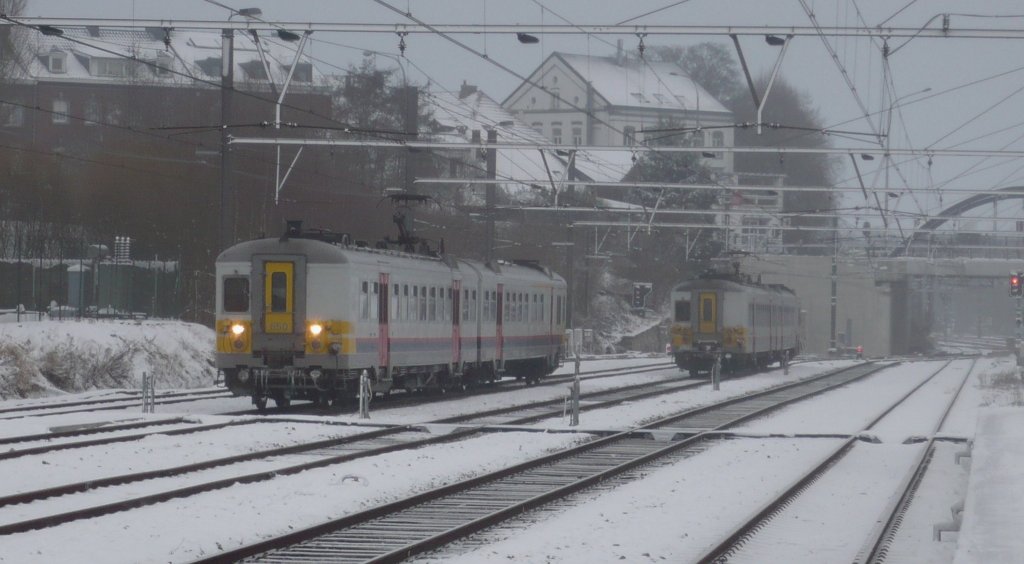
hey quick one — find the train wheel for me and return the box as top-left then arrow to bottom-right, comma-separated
253,395 -> 268,412
272,394 -> 290,409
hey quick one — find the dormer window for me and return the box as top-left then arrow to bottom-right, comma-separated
94,58 -> 130,77
48,53 -> 66,74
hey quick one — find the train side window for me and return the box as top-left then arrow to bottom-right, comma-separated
702,298 -> 713,322
223,277 -> 249,313
504,292 -> 510,322
556,295 -> 562,325
428,287 -> 436,321
371,282 -> 379,321
403,284 -> 410,321
540,294 -> 545,322
360,281 -> 369,320
447,288 -> 453,322
392,284 -> 399,321
472,290 -> 478,321
419,286 -> 427,321
674,300 -> 690,322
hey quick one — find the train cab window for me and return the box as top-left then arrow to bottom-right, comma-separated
446,288 -> 453,322
556,295 -> 562,324
472,290 -> 478,321
702,298 -> 713,322
270,272 -> 288,312
540,294 -> 545,322
223,277 -> 249,313
674,300 -> 690,322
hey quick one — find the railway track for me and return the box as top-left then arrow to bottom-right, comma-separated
0,360 -> 677,460
0,365 -> 709,536
694,358 -> 975,563
222,359 -> 678,416
0,388 -> 234,420
188,361 -> 887,563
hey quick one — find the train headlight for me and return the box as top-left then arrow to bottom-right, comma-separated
309,323 -> 323,337
309,369 -> 323,383
230,323 -> 245,336
237,369 -> 250,383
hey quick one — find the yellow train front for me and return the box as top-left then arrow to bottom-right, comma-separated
215,222 -> 567,410
668,275 -> 800,377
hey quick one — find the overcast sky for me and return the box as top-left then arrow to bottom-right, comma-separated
26,0 -> 1024,230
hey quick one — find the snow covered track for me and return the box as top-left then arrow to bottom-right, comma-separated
220,361 -> 677,416
194,363 -> 884,563
695,359 -> 975,564
0,370 -> 707,536
0,388 -> 233,419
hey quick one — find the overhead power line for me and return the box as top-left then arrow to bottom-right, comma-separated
8,18 -> 1024,39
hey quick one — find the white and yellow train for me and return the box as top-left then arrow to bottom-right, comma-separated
669,273 -> 800,377
215,222 -> 567,410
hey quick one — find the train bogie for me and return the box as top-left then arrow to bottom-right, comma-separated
215,224 -> 567,409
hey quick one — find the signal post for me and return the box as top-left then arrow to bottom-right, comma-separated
1012,272 -> 1023,376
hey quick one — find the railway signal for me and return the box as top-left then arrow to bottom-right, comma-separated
632,282 -> 653,311
1012,272 -> 1023,297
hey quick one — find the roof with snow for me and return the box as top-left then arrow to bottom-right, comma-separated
423,88 -> 635,193
18,26 -> 324,89
504,52 -> 730,115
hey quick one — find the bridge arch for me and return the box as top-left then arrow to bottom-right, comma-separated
890,185 -> 1024,257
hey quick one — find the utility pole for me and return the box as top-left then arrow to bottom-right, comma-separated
220,28 -> 235,251
485,129 -> 497,264
403,85 -> 419,193
830,228 -> 838,353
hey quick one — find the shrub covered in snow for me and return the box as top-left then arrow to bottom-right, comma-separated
0,319 -> 216,399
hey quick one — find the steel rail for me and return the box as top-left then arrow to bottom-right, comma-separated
695,360 -> 957,563
192,362 -> 887,563
0,368 -> 705,532
0,362 -> 842,537
0,388 -> 231,417
854,358 -> 977,564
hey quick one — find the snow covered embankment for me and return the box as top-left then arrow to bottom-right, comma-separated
0,319 -> 216,399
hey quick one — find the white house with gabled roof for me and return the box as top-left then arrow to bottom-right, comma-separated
501,51 -> 735,176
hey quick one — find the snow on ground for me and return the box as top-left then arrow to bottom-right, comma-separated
0,356 -> 1019,563
0,319 -> 216,398
954,406 -> 1024,564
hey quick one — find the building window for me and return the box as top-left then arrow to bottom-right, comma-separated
623,126 -> 636,146
84,98 -> 100,125
4,105 -> 24,127
48,53 -> 66,74
531,122 -> 543,134
691,130 -> 705,148
52,99 -> 69,124
572,121 -> 583,145
154,52 -> 173,76
95,58 -> 130,77
551,122 -> 562,144
712,131 -> 725,158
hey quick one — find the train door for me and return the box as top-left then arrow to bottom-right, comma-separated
264,261 -> 294,334
452,279 -> 462,369
496,283 -> 505,365
698,291 -> 717,334
378,273 -> 389,370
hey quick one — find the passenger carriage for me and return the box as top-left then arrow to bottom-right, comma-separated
669,272 -> 800,377
215,222 -> 567,409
